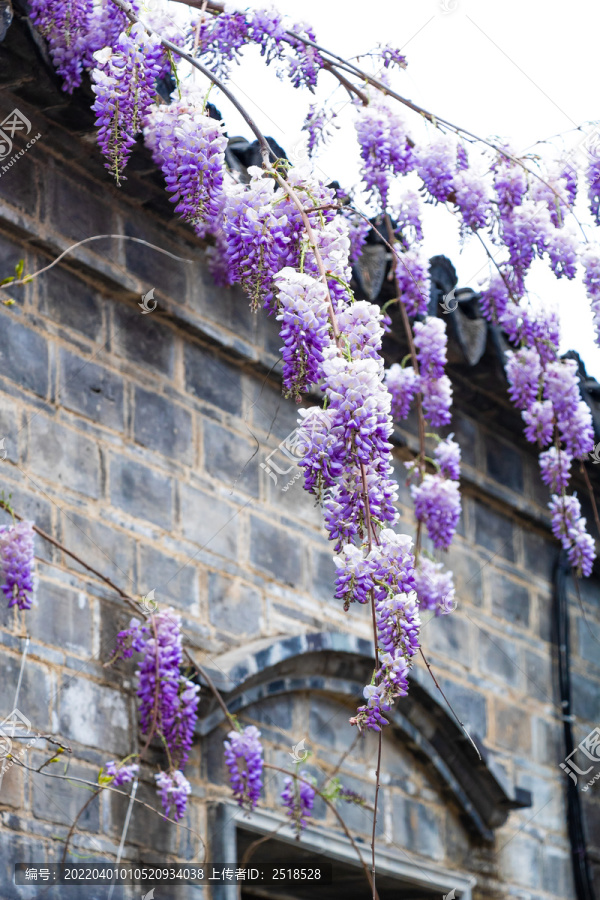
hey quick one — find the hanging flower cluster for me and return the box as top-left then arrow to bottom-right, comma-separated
355,98 -> 413,209
0,521 -> 35,610
224,725 -> 264,810
91,24 -> 163,183
350,531 -> 420,731
109,608 -> 200,820
145,86 -> 228,237
29,0 -> 93,92
281,772 -> 316,834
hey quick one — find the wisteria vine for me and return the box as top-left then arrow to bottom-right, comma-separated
3,0 -> 600,890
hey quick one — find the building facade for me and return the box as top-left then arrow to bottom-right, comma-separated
0,11 -> 599,900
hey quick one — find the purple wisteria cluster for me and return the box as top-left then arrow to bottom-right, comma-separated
101,759 -> 139,787
275,268 -> 331,399
145,86 -> 228,237
413,316 -> 453,428
493,300 -> 596,575
0,521 -> 35,610
29,0 -> 93,92
110,608 -> 200,820
281,772 -> 316,833
355,95 -> 413,208
349,530 -> 420,731
92,25 -> 164,183
224,725 -> 264,810
582,246 -> 600,347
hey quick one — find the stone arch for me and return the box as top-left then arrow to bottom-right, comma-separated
196,631 -> 531,843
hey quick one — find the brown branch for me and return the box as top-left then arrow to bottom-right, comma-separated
61,787 -> 102,863
322,61 -> 368,106
168,0 -> 575,215
418,647 -> 481,760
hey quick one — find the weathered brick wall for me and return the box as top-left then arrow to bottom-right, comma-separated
0,67 -> 598,900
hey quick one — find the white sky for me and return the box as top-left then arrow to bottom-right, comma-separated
165,0 -> 600,378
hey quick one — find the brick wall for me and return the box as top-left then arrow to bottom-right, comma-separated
0,60 -> 598,900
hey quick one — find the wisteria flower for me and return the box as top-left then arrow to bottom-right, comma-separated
224,725 -> 263,810
0,521 -> 35,610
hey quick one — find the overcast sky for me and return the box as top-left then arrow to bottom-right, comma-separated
169,0 -> 600,378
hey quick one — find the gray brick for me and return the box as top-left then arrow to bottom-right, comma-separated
179,483 -> 239,560
0,136 -> 38,216
110,455 -> 173,529
578,617 -> 600,667
208,571 -> 261,635
39,266 -> 103,339
571,671 -> 600,723
490,571 -> 530,626
392,796 -> 444,860
474,499 -> 515,562
437,679 -> 487,739
0,655 -> 52,731
138,543 -> 198,612
184,344 -> 243,415
0,234 -> 27,306
246,378 -> 300,440
0,756 -> 23,807
444,545 -> 483,607
0,310 -> 48,397
250,515 -> 303,586
495,702 -> 531,753
335,773 -> 380,837
478,628 -> 520,687
424,612 -> 472,658
485,434 -> 524,492
0,394 -> 19,463
60,510 -> 135,586
311,548 -> 336,604
28,581 -> 93,657
0,831 -> 36,900
309,696 -> 358,753
0,486 -> 53,561
542,846 -> 576,899
134,386 -> 193,462
124,220 -> 188,302
29,416 -> 101,498
450,413 -> 477,467
244,694 -> 293,732
32,760 -> 100,831
523,649 -> 554,703
112,302 -> 175,376
46,167 -> 113,241
523,530 -> 557,582
202,419 -> 259,496
57,674 -> 129,755
59,348 -> 124,430
532,716 -> 563,768
499,833 -> 542,889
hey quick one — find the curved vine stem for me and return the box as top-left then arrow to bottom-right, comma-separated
168,0 -> 580,216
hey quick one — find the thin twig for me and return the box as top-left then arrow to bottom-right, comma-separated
7,235 -> 193,288
12,759 -> 205,851
418,648 -> 481,760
